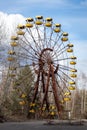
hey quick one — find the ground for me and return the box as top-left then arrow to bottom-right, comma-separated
0,120 -> 87,130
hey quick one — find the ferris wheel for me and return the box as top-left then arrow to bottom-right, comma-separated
7,16 -> 77,118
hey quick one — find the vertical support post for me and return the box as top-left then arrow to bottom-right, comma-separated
41,72 -> 45,93
40,65 -> 51,112
51,64 -> 61,117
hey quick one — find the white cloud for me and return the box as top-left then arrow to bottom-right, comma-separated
0,12 -> 26,74
0,11 -> 25,42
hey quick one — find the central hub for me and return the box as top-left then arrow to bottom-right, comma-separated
47,57 -> 53,65
40,48 -> 53,64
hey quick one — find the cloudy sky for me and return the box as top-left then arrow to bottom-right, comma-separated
0,0 -> 87,75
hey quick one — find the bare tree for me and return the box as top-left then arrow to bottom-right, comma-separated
77,72 -> 87,118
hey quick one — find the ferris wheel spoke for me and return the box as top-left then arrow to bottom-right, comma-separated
59,65 -> 70,72
54,48 -> 68,58
16,48 -> 39,60
26,28 -> 42,52
58,68 -> 74,82
52,33 -> 63,49
22,35 -> 40,56
16,53 -> 38,62
43,25 -> 50,48
35,25 -> 44,50
53,57 -> 71,62
57,45 -> 68,54
56,73 -> 71,94
57,72 -> 68,84
52,33 -> 60,49
53,30 -> 69,52
59,64 -> 75,71
18,40 -> 38,57
52,45 -> 68,58
18,39 -> 39,59
17,47 -> 39,61
54,42 -> 63,52
43,25 -> 46,48
44,26 -> 48,48
55,76 -> 64,95
48,27 -> 54,48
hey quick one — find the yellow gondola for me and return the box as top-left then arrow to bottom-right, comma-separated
7,57 -> 15,61
49,105 -> 56,110
70,74 -> 77,78
19,101 -> 25,105
50,111 -> 55,116
68,86 -> 75,90
17,24 -> 25,29
63,32 -> 68,36
29,109 -> 35,113
26,17 -> 34,22
69,81 -> 75,85
19,101 -> 23,105
55,23 -> 61,27
67,44 -> 74,47
36,16 -> 43,19
46,17 -> 52,21
54,28 -> 60,33
51,106 -> 56,110
26,23 -> 33,28
26,17 -> 34,28
30,103 -> 36,107
64,92 -> 71,96
17,30 -> 25,35
64,97 -> 71,101
61,37 -> 68,41
10,42 -> 18,47
61,32 -> 68,41
45,17 -> 52,27
35,15 -> 43,25
11,36 -> 18,40
67,48 -> 73,52
21,94 -> 26,98
70,56 -> 77,60
45,22 -> 52,27
54,23 -> 61,33
70,61 -> 76,65
8,50 -> 15,55
70,69 -> 77,72
35,20 -> 43,25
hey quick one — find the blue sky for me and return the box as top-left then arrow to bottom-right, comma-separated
0,0 -> 87,74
